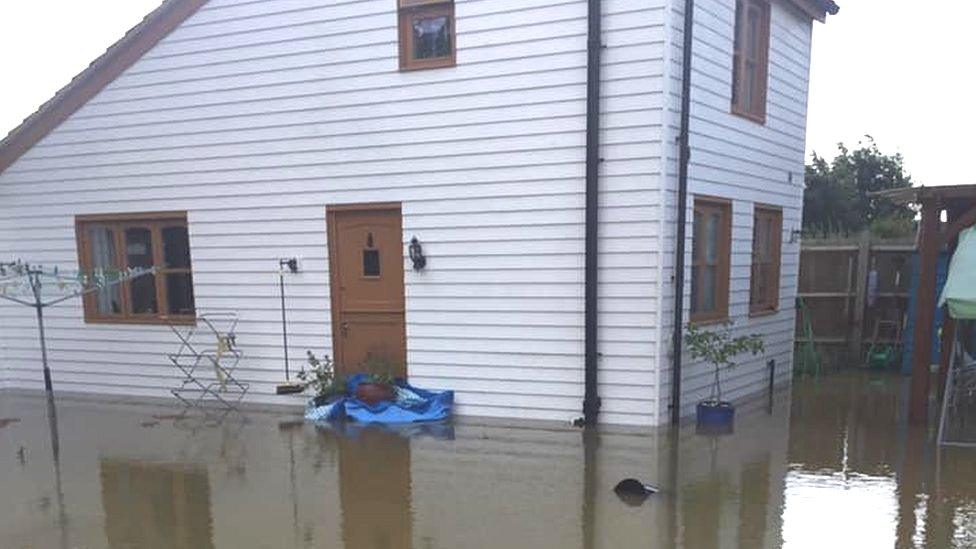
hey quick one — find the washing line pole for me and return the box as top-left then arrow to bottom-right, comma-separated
30,271 -> 54,392
0,261 -> 156,395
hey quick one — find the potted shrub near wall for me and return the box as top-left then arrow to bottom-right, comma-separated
354,371 -> 398,406
351,356 -> 401,405
298,351 -> 347,407
685,322 -> 764,431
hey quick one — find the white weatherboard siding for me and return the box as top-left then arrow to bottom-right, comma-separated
0,0 -> 667,425
658,0 -> 811,420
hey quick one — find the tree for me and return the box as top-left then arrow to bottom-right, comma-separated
804,137 -> 915,236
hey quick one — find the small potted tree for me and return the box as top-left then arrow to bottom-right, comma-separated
354,356 -> 400,405
298,351 -> 347,408
685,321 -> 764,430
355,371 -> 398,406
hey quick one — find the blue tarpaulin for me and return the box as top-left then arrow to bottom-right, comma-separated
313,416 -> 456,440
305,374 -> 454,424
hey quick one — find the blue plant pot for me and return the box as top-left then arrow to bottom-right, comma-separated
696,401 -> 735,433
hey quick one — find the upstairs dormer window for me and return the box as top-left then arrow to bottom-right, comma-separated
731,0 -> 771,123
398,0 -> 456,71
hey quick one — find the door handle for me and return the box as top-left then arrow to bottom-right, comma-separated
341,322 -> 349,337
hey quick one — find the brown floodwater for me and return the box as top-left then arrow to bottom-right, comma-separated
1,372 -> 973,548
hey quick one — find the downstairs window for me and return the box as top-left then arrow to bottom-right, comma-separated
76,212 -> 195,324
691,198 -> 732,323
750,205 -> 783,314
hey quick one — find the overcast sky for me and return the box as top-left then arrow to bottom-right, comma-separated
1,0 -> 972,187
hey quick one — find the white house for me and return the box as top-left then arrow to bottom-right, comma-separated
0,0 -> 837,426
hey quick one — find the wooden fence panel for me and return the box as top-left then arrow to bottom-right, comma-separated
796,235 -> 915,370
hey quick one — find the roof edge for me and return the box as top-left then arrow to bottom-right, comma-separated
874,185 -> 976,205
787,0 -> 840,23
0,0 -> 207,175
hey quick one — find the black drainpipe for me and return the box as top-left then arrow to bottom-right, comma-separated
583,0 -> 603,426
671,0 -> 696,426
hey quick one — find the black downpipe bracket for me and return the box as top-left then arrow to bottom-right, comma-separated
583,0 -> 603,426
671,0 -> 696,426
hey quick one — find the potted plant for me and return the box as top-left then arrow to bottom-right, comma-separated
355,370 -> 398,406
685,321 -> 764,430
298,351 -> 347,408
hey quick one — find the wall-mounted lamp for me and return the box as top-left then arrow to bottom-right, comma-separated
408,237 -> 427,271
789,228 -> 803,244
280,257 -> 299,274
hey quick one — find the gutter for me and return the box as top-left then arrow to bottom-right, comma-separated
583,0 -> 603,426
671,0 -> 696,426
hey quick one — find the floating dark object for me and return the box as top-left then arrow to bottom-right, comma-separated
0,418 -> 21,429
614,478 -> 659,506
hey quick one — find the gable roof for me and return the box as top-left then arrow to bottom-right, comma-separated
0,0 -> 206,175
0,0 -> 837,176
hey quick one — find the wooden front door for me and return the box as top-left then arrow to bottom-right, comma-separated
327,204 -> 407,378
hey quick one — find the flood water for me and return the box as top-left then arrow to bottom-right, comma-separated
1,372 -> 974,548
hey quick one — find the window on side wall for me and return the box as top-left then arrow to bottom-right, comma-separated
691,198 -> 732,323
75,212 -> 195,324
398,0 -> 456,71
750,205 -> 782,314
731,0 -> 771,123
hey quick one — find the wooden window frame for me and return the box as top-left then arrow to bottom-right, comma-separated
398,0 -> 456,71
75,211 -> 196,325
731,0 -> 771,124
749,205 -> 783,315
691,197 -> 732,324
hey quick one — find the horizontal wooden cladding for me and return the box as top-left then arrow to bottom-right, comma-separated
111,26 -> 661,93
156,1 -> 661,53
67,58 -> 659,124
664,0 -> 809,419
0,0 -> 670,425
26,95 -> 656,157
7,124 -> 661,180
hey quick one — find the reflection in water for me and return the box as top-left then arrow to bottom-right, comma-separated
738,456 -> 771,548
786,373 -> 976,549
338,428 -> 412,549
100,459 -> 214,549
1,372 -> 975,548
682,474 -> 724,549
46,394 -> 69,549
783,470 -> 897,548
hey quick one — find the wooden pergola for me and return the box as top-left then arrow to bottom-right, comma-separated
878,184 -> 976,424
